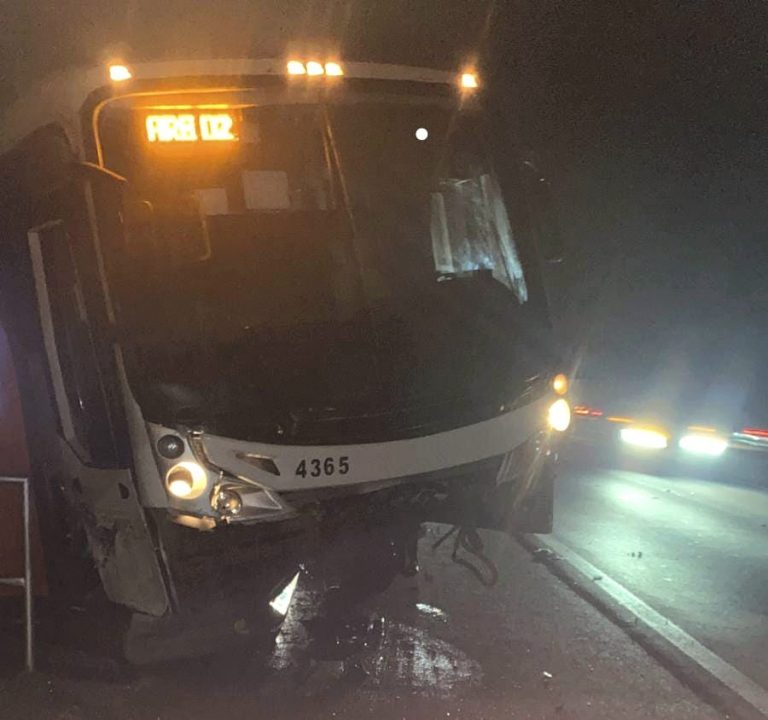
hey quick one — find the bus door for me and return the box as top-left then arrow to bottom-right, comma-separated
27,201 -> 169,616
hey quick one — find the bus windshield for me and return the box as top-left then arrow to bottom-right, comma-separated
97,90 -> 538,439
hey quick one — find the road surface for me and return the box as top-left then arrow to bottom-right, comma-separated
555,445 -> 768,692
4,441 -> 765,719
1,521 -> 720,720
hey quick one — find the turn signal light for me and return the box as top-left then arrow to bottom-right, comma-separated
552,373 -> 568,395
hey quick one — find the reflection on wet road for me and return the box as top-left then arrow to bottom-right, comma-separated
555,447 -> 768,691
370,623 -> 481,696
2,523 -> 721,719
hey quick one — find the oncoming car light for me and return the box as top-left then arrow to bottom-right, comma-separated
552,373 -> 568,395
620,426 -> 669,450
679,433 -> 728,457
548,398 -> 571,432
166,461 -> 208,499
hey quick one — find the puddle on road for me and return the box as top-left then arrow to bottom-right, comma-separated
370,622 -> 481,697
270,589 -> 479,698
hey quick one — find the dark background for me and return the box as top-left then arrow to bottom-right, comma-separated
2,0 -> 767,398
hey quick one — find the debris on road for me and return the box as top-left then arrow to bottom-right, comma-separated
532,547 -> 557,563
415,603 -> 448,622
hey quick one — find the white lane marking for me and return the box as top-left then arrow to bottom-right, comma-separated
535,534 -> 768,717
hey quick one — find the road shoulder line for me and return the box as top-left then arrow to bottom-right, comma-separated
522,533 -> 768,720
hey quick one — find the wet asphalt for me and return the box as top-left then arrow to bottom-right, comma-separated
1,511 -> 723,719
556,444 -> 768,692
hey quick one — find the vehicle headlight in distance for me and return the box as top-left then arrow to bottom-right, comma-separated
165,461 -> 208,499
620,426 -> 669,450
548,398 -> 571,432
678,432 -> 728,457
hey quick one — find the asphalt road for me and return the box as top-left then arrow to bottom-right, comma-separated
556,444 -> 768,692
1,522 -> 720,720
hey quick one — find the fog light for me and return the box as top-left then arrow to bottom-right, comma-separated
620,427 -> 668,450
679,433 -> 727,457
548,398 -> 571,432
213,487 -> 243,517
166,461 -> 208,499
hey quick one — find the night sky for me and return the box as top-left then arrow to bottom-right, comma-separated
2,0 -> 767,392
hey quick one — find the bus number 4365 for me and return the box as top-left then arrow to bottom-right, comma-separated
295,457 -> 350,478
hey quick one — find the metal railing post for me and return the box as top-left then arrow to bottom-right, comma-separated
0,476 -> 33,671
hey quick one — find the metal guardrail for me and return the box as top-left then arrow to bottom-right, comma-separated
0,476 -> 33,671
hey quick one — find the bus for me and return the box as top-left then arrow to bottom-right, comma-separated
0,56 -> 569,663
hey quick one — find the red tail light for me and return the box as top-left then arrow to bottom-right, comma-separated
574,405 -> 604,418
741,427 -> 768,438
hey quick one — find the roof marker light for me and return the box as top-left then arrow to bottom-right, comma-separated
306,61 -> 325,76
324,62 -> 344,76
460,72 -> 479,89
109,64 -> 132,82
287,60 -> 306,75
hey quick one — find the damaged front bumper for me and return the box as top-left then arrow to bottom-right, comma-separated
144,394 -> 555,530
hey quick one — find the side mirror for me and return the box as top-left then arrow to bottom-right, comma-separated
522,160 -> 565,264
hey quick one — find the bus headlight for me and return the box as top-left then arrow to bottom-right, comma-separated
548,398 -> 571,432
679,433 -> 728,457
620,426 -> 668,450
166,461 -> 208,499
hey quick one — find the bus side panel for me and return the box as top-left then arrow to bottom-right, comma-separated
0,128 -> 169,615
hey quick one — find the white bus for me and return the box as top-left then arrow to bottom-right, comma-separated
0,56 -> 569,662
